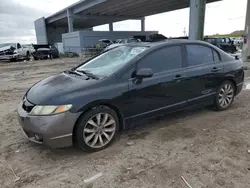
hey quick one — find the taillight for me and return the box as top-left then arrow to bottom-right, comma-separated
244,36 -> 247,44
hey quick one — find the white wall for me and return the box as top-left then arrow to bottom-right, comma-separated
62,30 -> 158,55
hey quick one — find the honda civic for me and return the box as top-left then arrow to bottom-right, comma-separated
17,40 -> 244,152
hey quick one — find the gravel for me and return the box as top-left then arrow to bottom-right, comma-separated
1,58 -> 250,188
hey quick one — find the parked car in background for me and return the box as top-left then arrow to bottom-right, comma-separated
94,39 -> 113,51
18,40 -> 244,152
31,44 -> 59,60
98,39 -> 113,46
204,37 -> 237,53
105,38 -> 141,50
0,43 -> 32,61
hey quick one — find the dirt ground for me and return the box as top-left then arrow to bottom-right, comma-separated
0,58 -> 250,188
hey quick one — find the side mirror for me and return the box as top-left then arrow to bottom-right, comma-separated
135,68 -> 153,79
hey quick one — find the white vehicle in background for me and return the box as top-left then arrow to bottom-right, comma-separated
105,38 -> 141,51
234,37 -> 243,45
0,43 -> 33,61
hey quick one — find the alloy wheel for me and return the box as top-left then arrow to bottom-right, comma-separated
83,113 -> 116,148
218,84 -> 234,108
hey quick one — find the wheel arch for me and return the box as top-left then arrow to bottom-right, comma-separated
72,101 -> 125,145
224,75 -> 237,94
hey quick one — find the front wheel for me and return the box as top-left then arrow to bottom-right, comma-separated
214,81 -> 235,111
74,106 -> 119,152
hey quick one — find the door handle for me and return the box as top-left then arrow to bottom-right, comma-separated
173,75 -> 186,80
211,67 -> 222,72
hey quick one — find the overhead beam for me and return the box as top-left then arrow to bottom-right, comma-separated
73,14 -> 142,20
118,0 -> 185,17
99,0 -> 161,16
83,0 -> 137,15
72,0 -> 106,14
46,11 -> 67,24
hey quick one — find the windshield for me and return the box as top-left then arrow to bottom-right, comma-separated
0,43 -> 16,48
76,46 -> 148,77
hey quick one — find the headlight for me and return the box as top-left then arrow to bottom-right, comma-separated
30,104 -> 72,115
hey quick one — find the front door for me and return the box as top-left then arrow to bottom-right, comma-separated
16,43 -> 25,57
125,45 -> 188,120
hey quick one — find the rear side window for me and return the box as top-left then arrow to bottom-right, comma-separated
138,46 -> 182,73
186,45 -> 213,66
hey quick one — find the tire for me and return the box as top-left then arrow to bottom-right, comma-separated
214,81 -> 235,111
11,57 -> 17,62
74,106 -> 119,152
26,51 -> 30,60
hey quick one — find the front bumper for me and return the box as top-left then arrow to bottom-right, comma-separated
0,54 -> 18,60
17,102 -> 80,148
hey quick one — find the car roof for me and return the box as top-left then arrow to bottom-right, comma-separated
126,39 -> 214,48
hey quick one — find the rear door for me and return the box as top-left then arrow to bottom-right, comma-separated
184,44 -> 224,105
126,45 -> 188,120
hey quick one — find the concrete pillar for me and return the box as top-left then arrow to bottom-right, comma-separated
67,9 -> 74,33
242,0 -> 250,60
189,0 -> 206,40
141,18 -> 145,31
109,23 -> 113,31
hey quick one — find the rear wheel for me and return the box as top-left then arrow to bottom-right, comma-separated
75,106 -> 119,152
214,81 -> 235,111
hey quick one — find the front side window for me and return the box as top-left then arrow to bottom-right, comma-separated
17,43 -> 21,49
186,45 -> 213,66
137,46 -> 182,73
76,46 -> 148,77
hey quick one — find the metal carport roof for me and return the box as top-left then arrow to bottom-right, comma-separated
46,0 -> 220,28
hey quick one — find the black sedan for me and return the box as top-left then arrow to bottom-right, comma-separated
17,40 -> 244,152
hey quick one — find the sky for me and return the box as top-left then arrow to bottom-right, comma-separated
0,0 -> 248,44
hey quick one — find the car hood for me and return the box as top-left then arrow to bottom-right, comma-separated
0,46 -> 15,54
26,72 -> 98,105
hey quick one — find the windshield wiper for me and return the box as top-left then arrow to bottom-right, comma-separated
65,70 -> 82,76
76,70 -> 99,80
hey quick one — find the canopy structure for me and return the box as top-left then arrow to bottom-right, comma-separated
34,0 -> 221,45
45,0 -> 220,29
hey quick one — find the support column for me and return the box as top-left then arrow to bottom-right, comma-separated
189,0 -> 206,40
109,23 -> 113,31
67,9 -> 74,33
242,0 -> 250,60
141,18 -> 145,31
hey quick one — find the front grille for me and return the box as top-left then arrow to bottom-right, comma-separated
22,98 -> 35,113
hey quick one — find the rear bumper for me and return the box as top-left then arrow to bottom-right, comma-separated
236,82 -> 243,95
17,102 -> 81,148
